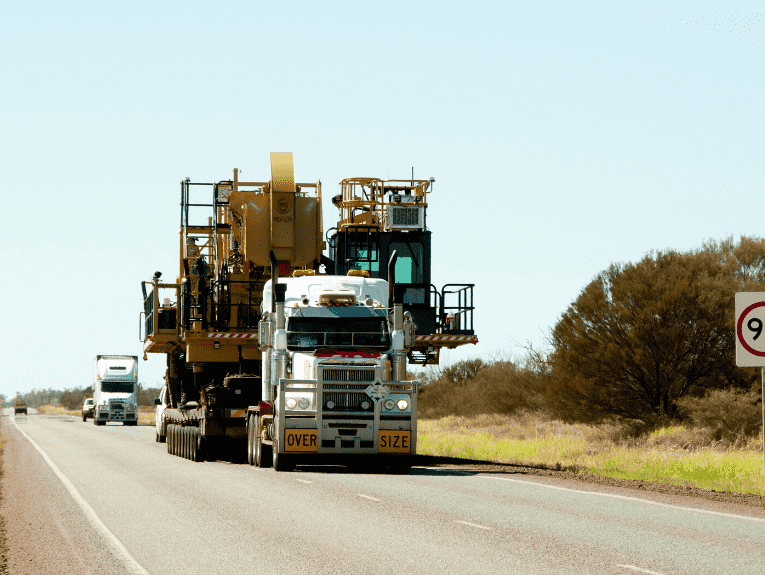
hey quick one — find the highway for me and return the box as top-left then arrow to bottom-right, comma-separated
2,411 -> 765,575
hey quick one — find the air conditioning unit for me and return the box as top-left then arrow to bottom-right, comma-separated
385,205 -> 424,231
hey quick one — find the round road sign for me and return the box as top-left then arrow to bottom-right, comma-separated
735,293 -> 765,366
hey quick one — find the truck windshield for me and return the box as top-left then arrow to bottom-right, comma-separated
101,382 -> 135,393
287,317 -> 390,350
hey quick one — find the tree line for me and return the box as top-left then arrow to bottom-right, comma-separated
420,236 -> 764,440
11,385 -> 163,411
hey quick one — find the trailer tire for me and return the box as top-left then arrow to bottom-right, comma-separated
192,427 -> 204,462
168,424 -> 175,455
183,427 -> 188,459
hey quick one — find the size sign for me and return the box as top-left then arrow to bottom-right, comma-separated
735,292 -> 765,366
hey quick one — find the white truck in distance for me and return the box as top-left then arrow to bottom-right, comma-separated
93,355 -> 138,426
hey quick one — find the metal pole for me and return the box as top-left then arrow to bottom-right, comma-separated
762,367 -> 765,478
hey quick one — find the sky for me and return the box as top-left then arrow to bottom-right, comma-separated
1,1 -> 762,399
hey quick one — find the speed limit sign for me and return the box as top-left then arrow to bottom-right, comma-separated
736,292 -> 765,366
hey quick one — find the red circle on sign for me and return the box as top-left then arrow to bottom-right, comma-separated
737,301 -> 765,357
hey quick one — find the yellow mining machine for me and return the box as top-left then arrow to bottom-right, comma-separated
141,152 -> 323,413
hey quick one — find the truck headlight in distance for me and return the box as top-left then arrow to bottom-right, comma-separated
298,397 -> 310,409
384,399 -> 395,411
397,399 -> 409,411
286,398 -> 298,409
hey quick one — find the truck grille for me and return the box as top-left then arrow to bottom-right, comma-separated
322,368 -> 375,383
319,365 -> 377,413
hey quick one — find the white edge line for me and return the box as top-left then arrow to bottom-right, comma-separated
478,474 -> 765,524
617,564 -> 666,575
358,494 -> 382,502
13,421 -> 149,575
295,479 -> 313,484
454,520 -> 492,530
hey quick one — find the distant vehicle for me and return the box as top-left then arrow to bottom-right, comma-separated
154,385 -> 169,443
93,355 -> 138,426
14,400 -> 27,415
82,398 -> 95,421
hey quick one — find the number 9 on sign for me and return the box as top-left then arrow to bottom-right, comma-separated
735,293 -> 765,366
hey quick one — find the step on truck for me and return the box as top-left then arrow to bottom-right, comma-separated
93,355 -> 139,425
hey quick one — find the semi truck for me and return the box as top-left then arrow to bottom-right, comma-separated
140,153 -> 476,471
93,355 -> 139,425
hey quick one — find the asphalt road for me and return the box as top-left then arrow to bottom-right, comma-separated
2,410 -> 765,575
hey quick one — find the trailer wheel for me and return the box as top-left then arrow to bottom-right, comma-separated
168,424 -> 175,455
193,427 -> 204,462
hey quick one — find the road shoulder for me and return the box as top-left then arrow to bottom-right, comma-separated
0,417 -> 131,575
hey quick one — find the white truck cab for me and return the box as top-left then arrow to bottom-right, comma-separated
93,355 -> 138,426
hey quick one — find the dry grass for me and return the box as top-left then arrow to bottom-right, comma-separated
36,404 -> 155,425
418,413 -> 765,495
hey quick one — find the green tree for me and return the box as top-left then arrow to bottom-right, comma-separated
547,241 -> 762,424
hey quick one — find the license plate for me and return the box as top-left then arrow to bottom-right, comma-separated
284,429 -> 318,452
378,430 -> 411,453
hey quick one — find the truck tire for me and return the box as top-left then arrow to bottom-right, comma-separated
82,413 -> 87,422
272,441 -> 294,472
255,416 -> 272,468
247,415 -> 257,466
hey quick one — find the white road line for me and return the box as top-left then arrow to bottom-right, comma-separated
13,422 -> 149,575
358,494 -> 382,502
478,474 -> 765,524
617,564 -> 666,575
295,479 -> 313,484
454,520 -> 492,530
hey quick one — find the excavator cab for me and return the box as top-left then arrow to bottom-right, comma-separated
327,178 -> 476,364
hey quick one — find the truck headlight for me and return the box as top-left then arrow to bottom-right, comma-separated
298,398 -> 310,409
397,399 -> 409,411
384,399 -> 395,411
286,398 -> 297,409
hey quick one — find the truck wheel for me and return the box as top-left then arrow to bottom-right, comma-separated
82,413 -> 87,422
272,442 -> 294,472
247,415 -> 255,466
255,417 -> 272,468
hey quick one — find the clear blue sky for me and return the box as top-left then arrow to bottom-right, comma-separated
1,1 -> 762,398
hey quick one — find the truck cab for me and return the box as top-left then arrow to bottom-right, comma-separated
93,355 -> 139,426
254,273 -> 417,472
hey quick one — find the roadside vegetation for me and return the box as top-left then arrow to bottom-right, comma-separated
418,237 -> 765,495
36,405 -> 155,425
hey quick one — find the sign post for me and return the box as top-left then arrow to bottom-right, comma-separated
735,292 -> 765,478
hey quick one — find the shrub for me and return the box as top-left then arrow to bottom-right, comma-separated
676,387 -> 762,442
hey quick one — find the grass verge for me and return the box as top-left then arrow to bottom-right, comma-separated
36,405 -> 154,425
418,414 -> 765,496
